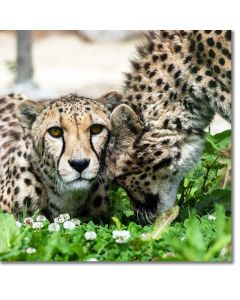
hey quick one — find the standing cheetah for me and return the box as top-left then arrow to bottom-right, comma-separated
0,93 -> 111,219
104,30 -> 231,222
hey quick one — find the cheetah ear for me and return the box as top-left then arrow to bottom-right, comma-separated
110,104 -> 143,139
99,90 -> 123,112
16,100 -> 45,129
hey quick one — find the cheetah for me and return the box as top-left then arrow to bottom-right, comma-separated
0,93 -> 111,219
104,30 -> 231,222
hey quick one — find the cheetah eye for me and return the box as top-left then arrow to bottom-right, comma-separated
48,127 -> 63,138
90,124 -> 104,135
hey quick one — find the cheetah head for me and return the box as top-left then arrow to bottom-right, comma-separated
16,95 -> 111,195
106,103 -> 204,223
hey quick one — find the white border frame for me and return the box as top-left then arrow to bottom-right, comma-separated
0,1 -> 239,299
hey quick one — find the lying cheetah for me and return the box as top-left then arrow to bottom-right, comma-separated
105,30 -> 231,222
0,93 -> 111,219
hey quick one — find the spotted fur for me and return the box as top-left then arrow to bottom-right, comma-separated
0,93 -> 111,219
106,30 -> 231,222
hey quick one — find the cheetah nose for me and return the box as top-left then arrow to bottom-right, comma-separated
68,159 -> 90,173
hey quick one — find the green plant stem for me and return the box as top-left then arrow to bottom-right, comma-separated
201,155 -> 219,193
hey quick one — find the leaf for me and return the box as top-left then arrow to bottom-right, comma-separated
204,235 -> 231,261
71,242 -> 85,258
148,206 -> 179,240
205,130 -> 231,153
0,212 -> 19,253
195,189 -> 231,214
185,214 -> 205,252
123,210 -> 134,217
112,216 -> 121,230
211,130 -> 231,147
192,168 -> 206,179
215,204 -> 226,239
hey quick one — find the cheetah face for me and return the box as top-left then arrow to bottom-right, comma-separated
16,96 -> 110,194
107,104 -> 204,223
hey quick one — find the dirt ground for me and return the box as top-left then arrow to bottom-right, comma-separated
0,31 -> 230,134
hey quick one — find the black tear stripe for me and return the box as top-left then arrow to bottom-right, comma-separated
56,115 -> 66,175
90,129 -> 111,175
100,130 -> 111,173
41,131 -> 47,157
90,134 -> 100,161
57,135 -> 65,176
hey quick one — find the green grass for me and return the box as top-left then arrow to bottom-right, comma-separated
0,130 -> 231,262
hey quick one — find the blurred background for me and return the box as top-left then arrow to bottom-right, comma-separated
0,30 -> 230,133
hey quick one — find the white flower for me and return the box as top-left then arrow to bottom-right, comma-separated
71,218 -> 81,226
84,231 -> 97,240
54,216 -> 64,224
26,247 -> 36,254
54,217 -> 60,224
180,236 -> 186,241
16,221 -> 22,228
60,213 -> 70,221
24,217 -> 34,225
112,230 -> 130,243
32,221 -> 44,229
163,252 -> 176,258
141,233 -> 148,239
86,258 -> 98,262
112,230 -> 130,239
208,214 -> 216,221
36,215 -> 46,222
54,213 -> 70,224
63,220 -> 75,230
220,247 -> 227,256
48,223 -> 60,232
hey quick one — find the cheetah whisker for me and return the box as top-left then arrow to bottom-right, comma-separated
144,210 -> 153,225
136,209 -> 141,224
